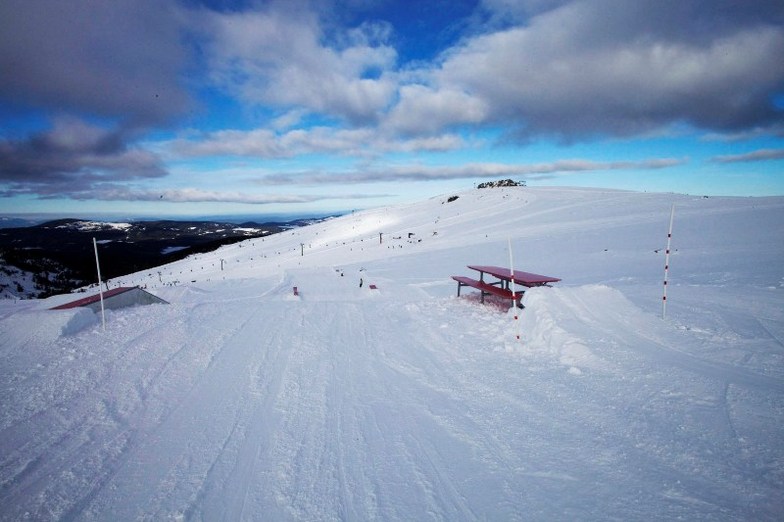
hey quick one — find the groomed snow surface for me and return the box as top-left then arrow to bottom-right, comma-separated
1,187 -> 783,520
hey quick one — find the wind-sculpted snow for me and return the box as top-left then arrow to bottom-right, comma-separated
1,187 -> 783,520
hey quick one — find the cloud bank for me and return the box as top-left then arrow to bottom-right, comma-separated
0,0 -> 782,204
72,187 -> 386,205
0,117 -> 167,197
0,0 -> 188,126
258,157 -> 687,185
434,0 -> 784,139
711,148 -> 784,163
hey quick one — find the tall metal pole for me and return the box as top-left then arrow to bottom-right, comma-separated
93,237 -> 106,330
662,204 -> 675,319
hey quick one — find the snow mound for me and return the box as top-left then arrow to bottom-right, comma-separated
59,307 -> 99,335
1,307 -> 97,343
518,285 -> 638,372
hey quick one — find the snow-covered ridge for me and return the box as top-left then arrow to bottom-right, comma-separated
2,186 -> 783,520
108,186 -> 784,295
54,220 -> 132,231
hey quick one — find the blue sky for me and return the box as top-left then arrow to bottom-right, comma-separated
1,0 -> 783,218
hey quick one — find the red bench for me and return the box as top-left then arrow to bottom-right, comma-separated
452,275 -> 522,305
467,265 -> 561,287
452,265 -> 559,307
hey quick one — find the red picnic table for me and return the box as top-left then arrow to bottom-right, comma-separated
452,265 -> 561,305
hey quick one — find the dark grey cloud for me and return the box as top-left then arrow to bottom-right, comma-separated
0,0 -> 189,126
431,0 -> 784,139
0,0 -> 188,200
0,117 -> 167,197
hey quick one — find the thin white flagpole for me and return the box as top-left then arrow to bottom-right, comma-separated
508,238 -> 520,341
93,237 -> 106,330
662,204 -> 675,320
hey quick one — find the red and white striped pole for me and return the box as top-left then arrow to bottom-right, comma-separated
662,204 -> 675,319
508,238 -> 520,340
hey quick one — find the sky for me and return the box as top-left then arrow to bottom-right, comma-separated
1,0 -> 783,219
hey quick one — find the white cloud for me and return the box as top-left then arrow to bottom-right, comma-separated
169,129 -> 284,158
201,7 -> 398,124
166,126 -> 467,159
384,85 -> 488,135
78,187 -> 386,205
270,109 -> 309,131
711,148 -> 784,163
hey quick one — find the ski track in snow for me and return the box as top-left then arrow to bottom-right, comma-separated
1,187 -> 783,520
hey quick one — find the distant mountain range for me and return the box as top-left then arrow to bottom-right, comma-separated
0,217 -> 41,229
0,217 -> 333,299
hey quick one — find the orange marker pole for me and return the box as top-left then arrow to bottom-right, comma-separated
662,204 -> 675,319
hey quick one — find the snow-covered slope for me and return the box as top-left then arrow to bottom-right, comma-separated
1,187 -> 783,520
0,259 -> 38,299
